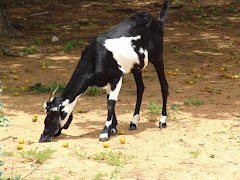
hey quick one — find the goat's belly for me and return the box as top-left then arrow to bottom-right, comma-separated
104,36 -> 148,74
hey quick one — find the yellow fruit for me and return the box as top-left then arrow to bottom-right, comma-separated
103,142 -> 109,148
172,72 -> 178,76
174,68 -> 179,73
77,108 -> 83,113
20,87 -> 25,91
234,75 -> 239,79
167,71 -> 172,75
119,130 -> 125,135
143,68 -> 148,72
32,117 -> 37,122
1,75 -> 7,79
195,74 -> 201,78
11,69 -> 17,74
25,80 -> 30,84
63,142 -> 69,147
17,145 -> 23,150
1,85 -> 7,90
205,85 -> 211,89
14,75 -> 19,80
230,76 -> 235,79
192,69 -> 197,73
19,138 -> 24,144
200,89 -> 205,92
14,92 -> 19,96
120,138 -> 125,144
42,65 -> 47,69
220,67 -> 224,71
176,89 -> 181,93
189,81 -> 194,85
33,114 -> 38,118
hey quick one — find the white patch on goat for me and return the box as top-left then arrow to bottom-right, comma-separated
160,115 -> 167,124
131,114 -> 140,127
108,77 -> 123,101
99,133 -> 108,140
60,95 -> 81,127
104,35 -> 148,73
50,107 -> 58,112
139,47 -> 149,70
105,120 -> 112,128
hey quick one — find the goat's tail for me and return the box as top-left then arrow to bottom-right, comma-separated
158,0 -> 172,25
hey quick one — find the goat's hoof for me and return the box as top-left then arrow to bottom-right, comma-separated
129,122 -> 137,130
159,122 -> 167,129
99,133 -> 109,142
109,128 -> 117,136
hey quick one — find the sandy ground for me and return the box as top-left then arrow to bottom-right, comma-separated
0,0 -> 240,179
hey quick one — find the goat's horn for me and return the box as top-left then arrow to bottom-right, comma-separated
48,84 -> 59,102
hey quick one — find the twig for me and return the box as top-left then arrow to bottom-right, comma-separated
1,48 -> 27,57
0,135 -> 12,142
30,11 -> 49,16
21,160 -> 46,180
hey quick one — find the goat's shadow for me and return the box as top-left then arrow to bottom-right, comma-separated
51,121 -> 161,142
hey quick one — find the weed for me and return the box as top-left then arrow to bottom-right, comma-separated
90,151 -> 135,166
19,148 -> 56,163
0,91 -> 10,127
89,22 -> 98,28
27,82 -> 66,94
46,25 -> 57,30
148,102 -> 162,115
93,173 -> 104,180
32,37 -> 42,45
21,46 -> 39,54
1,151 -> 14,156
83,86 -> 102,96
71,22 -> 81,29
64,38 -> 77,52
96,109 -> 102,114
184,99 -> 204,106
174,49 -> 180,53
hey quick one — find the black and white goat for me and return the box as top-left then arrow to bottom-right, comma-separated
39,0 -> 172,143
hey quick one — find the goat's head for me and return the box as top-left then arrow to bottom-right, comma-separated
39,85 -> 66,143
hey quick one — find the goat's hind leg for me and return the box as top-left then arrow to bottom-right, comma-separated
129,72 -> 145,130
153,60 -> 169,128
99,76 -> 123,142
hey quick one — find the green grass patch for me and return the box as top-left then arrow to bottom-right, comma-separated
184,99 -> 204,106
83,86 -> 103,96
19,148 -> 56,163
26,82 -> 66,94
64,38 -> 77,52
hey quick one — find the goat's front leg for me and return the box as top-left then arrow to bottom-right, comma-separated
107,95 -> 118,136
129,72 -> 145,130
99,76 -> 123,142
153,60 -> 169,128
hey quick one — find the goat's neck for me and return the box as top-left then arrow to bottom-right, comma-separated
60,59 -> 94,103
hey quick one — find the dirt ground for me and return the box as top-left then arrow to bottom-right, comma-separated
0,0 -> 240,179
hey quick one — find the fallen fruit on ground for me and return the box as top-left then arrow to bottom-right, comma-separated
103,142 -> 109,148
220,67 -> 224,71
120,138 -> 126,144
1,75 -> 7,79
32,117 -> 37,122
77,108 -> 83,113
1,85 -> 7,90
25,80 -> 30,84
234,75 -> 239,79
174,68 -> 179,73
176,89 -> 181,93
19,138 -> 24,144
11,69 -> 17,74
167,71 -> 172,75
42,65 -> 47,69
14,75 -> 19,80
63,142 -> 69,147
33,114 -> 38,118
143,68 -> 148,72
192,68 -> 197,73
119,130 -> 125,135
17,145 -> 23,150
14,92 -> 19,96
195,74 -> 201,78
189,81 -> 194,85
205,85 -> 211,89
172,71 -> 178,76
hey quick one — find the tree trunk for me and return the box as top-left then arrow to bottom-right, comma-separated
0,0 -> 23,37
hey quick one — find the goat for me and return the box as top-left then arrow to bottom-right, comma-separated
39,0 -> 172,143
